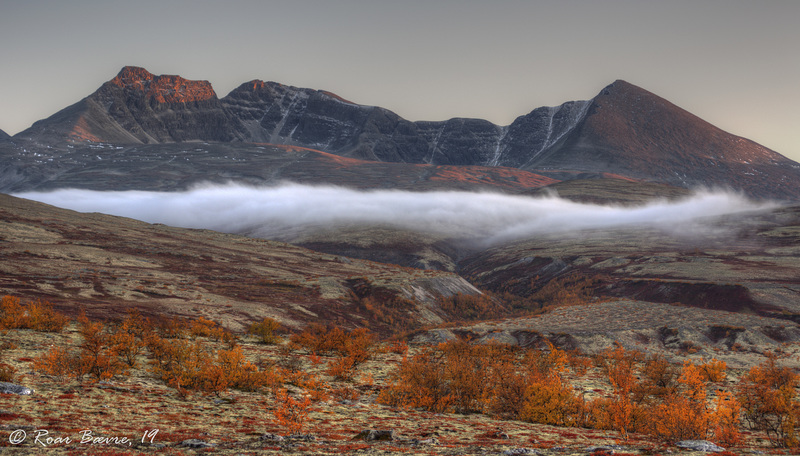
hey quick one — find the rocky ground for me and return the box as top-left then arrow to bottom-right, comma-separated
0,320 -> 796,455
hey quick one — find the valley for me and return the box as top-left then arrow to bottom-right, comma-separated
1,66 -> 800,453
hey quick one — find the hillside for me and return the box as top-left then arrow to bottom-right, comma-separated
0,193 -> 479,335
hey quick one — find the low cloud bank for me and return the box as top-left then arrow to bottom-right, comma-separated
15,183 -> 776,245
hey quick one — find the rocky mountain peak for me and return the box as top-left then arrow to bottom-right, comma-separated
107,66 -> 217,104
241,80 -> 268,92
110,66 -> 155,86
0,129 -> 9,140
597,79 -> 637,96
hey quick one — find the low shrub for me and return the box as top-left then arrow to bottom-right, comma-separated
736,354 -> 799,447
0,295 -> 69,332
248,317 -> 283,345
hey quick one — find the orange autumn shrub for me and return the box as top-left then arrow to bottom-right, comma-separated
0,353 -> 15,382
33,346 -> 80,381
698,358 -> 728,383
189,316 -> 237,345
440,340 -> 491,414
380,339 -> 582,423
76,312 -> 127,381
0,295 -> 69,332
385,340 -> 409,356
147,332 -> 277,396
151,315 -> 189,339
634,353 -> 679,403
524,341 -> 569,377
327,354 -> 359,382
25,299 -> 70,332
591,395 -> 646,441
648,393 -> 710,442
109,328 -> 144,368
378,346 -> 453,413
290,323 -> 348,355
711,390 -> 743,447
248,317 -> 283,345
736,354 -> 799,447
589,347 -> 722,443
483,354 -> 528,419
518,374 -> 583,426
217,345 -> 281,392
33,313 -> 125,382
643,361 -> 728,443
591,344 -> 645,437
273,388 -> 313,435
0,295 -> 25,329
291,325 -> 374,382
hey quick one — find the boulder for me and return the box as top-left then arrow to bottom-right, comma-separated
0,382 -> 32,395
353,429 -> 394,441
675,440 -> 725,452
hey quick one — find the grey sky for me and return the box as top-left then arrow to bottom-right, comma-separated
1,0 -> 798,160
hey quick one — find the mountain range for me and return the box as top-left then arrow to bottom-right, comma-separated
3,66 -> 800,199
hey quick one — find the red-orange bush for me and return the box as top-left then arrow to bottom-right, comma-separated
736,354 -> 799,447
189,316 -> 237,345
0,296 -> 69,332
379,339 -> 581,423
378,345 -> 454,413
589,356 -> 732,443
273,388 -> 313,435
147,334 -> 277,396
0,362 -> 14,382
248,317 -> 283,345
697,358 -> 727,383
76,312 -> 127,381
518,375 -> 582,426
291,324 -> 374,382
634,354 -> 679,403
33,346 -> 79,381
647,393 -> 710,442
711,390 -> 743,447
290,323 -> 347,355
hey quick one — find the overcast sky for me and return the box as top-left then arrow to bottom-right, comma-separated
1,1 -> 798,160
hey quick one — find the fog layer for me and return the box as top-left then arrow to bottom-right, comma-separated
15,183 -> 776,245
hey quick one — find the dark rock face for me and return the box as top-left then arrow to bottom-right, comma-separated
0,129 -> 9,141
222,80 -> 433,162
219,82 -> 591,168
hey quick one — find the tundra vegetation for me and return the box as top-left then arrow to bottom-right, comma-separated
1,294 -> 799,453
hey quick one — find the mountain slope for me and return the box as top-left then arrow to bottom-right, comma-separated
516,80 -> 800,198
0,193 -> 480,335
457,203 -> 800,324
0,129 -> 9,141
0,141 -> 559,193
